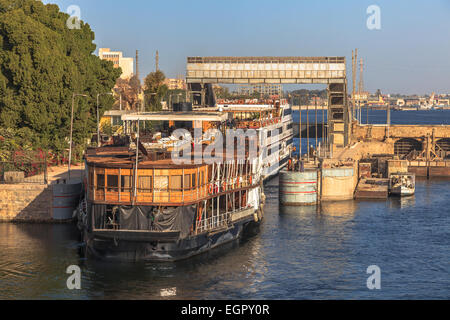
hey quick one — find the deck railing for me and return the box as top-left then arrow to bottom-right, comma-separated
195,212 -> 231,234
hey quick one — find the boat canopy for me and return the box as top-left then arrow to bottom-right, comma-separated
121,111 -> 228,122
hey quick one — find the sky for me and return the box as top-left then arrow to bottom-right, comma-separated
42,0 -> 450,95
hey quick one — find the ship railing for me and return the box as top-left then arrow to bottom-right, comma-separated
195,212 -> 231,234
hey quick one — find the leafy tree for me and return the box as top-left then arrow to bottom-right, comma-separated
0,0 -> 121,157
144,70 -> 167,111
144,70 -> 165,92
214,86 -> 230,99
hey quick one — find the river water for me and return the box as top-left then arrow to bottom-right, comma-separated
0,110 -> 449,300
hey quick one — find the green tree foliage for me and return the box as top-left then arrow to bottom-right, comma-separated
0,0 -> 121,155
290,89 -> 327,105
214,86 -> 231,99
144,70 -> 167,111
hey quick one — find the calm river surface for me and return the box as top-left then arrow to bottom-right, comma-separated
0,110 -> 449,300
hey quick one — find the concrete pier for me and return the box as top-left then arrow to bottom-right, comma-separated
0,164 -> 84,222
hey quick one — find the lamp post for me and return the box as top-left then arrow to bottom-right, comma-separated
97,92 -> 113,147
68,93 -> 88,181
144,92 -> 157,111
170,92 -> 183,110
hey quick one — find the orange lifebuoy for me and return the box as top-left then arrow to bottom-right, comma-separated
208,183 -> 213,194
249,176 -> 252,185
222,181 -> 227,191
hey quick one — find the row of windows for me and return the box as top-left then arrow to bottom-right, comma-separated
286,138 -> 293,146
266,121 -> 297,138
95,172 -> 206,193
283,107 -> 292,117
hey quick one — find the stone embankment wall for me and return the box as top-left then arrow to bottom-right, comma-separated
0,184 -> 53,222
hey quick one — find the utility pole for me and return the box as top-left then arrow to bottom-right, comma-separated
314,95 -> 318,154
358,58 -> 369,124
136,50 -> 139,80
155,50 -> 159,72
298,95 -> 302,159
322,98 -> 325,152
352,49 -> 358,120
97,92 -> 112,147
359,58 -> 364,124
68,93 -> 87,181
351,50 -> 354,119
306,99 -> 310,162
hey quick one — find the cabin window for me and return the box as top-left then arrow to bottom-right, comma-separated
96,174 -> 105,190
191,173 -> 196,188
121,175 -> 132,192
170,175 -> 182,191
268,148 -> 272,156
107,175 -> 118,192
184,174 -> 191,190
267,131 -> 272,138
138,176 -> 153,193
286,138 -> 293,146
154,176 -> 169,191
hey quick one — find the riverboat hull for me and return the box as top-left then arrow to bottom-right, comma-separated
82,208 -> 261,262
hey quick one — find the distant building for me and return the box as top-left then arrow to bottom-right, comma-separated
237,84 -> 282,97
436,98 -> 450,106
164,76 -> 186,90
309,96 -> 327,106
404,98 -> 421,106
354,91 -> 370,102
99,48 -> 134,80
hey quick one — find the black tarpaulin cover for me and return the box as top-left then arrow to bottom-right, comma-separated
90,204 -> 106,230
119,206 -> 153,230
115,205 -> 195,238
153,205 -> 196,238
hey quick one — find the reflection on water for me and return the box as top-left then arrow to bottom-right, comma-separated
389,195 -> 416,209
0,175 -> 449,299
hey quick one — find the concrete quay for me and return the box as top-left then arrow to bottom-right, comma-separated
0,164 -> 84,223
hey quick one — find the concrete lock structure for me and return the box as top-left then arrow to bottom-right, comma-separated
186,56 -> 350,152
279,169 -> 318,205
52,182 -> 82,220
321,167 -> 356,201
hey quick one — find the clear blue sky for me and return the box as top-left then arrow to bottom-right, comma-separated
43,0 -> 450,95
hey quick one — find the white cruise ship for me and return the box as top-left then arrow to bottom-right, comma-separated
216,98 -> 294,180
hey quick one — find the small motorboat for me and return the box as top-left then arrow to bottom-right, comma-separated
389,172 -> 415,196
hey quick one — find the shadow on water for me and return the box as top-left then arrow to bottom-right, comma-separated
79,225 -> 263,299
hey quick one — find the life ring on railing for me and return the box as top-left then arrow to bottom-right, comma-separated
208,183 -> 213,194
222,181 -> 227,191
249,176 -> 253,185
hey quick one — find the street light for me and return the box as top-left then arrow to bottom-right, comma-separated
97,92 -> 113,146
68,93 -> 88,181
169,92 -> 183,110
144,92 -> 157,111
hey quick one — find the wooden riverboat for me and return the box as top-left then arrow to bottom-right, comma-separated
78,100 -> 292,261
